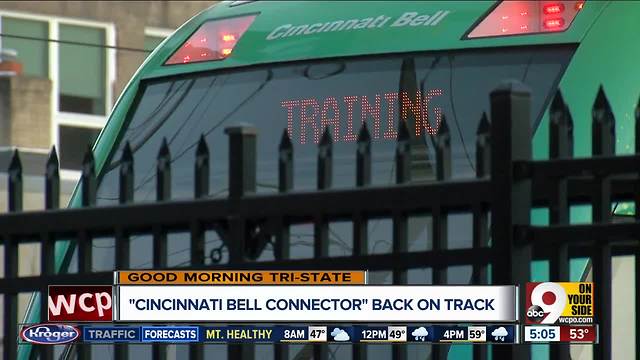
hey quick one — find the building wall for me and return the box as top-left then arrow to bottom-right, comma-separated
0,76 -> 52,148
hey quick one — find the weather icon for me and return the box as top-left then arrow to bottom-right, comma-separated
411,327 -> 429,341
491,327 -> 508,341
330,328 -> 350,341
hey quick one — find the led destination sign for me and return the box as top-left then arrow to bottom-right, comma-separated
282,90 -> 444,144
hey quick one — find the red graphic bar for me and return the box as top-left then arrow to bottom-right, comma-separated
559,326 -> 597,343
48,285 -> 113,322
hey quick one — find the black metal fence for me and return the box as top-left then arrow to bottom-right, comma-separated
1,80 -> 639,360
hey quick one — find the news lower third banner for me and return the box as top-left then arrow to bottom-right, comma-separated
114,285 -> 517,322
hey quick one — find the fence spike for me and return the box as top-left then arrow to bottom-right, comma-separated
157,137 -> 171,201
550,90 -> 573,159
8,149 -> 21,175
438,113 -> 450,136
320,126 -> 333,146
550,90 -> 565,115
476,113 -> 491,178
195,135 -> 209,199
81,145 -> 96,206
279,129 -> 293,192
46,146 -> 59,174
356,122 -> 371,187
477,112 -> 490,135
436,114 -> 451,181
396,121 -> 410,184
318,127 -> 333,190
565,103 -> 574,157
121,141 -> 133,164
8,149 -> 22,212
81,144 -> 95,189
592,85 -> 615,156
158,137 -> 170,159
196,135 -> 209,159
397,119 -> 410,142
279,128 -> 293,151
357,122 -> 371,143
45,146 -> 60,210
119,142 -> 134,204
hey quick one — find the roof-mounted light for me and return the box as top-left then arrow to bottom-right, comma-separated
165,14 -> 256,65
466,1 -> 584,39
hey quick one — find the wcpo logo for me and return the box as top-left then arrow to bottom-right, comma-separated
525,282 -> 594,325
48,285 -> 113,322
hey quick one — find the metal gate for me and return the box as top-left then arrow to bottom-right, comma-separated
1,80 -> 639,360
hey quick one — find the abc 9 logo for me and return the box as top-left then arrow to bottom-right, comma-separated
527,282 -> 566,324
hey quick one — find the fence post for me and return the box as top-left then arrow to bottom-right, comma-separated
117,142 -> 134,268
153,138 -> 171,360
77,146 -> 95,359
548,91 -> 572,360
187,136 -> 208,360
473,113 -> 490,360
490,80 -> 532,360
115,142 -> 133,360
275,129 -> 292,261
591,86 -> 614,360
274,130 -> 292,360
191,135 -> 209,265
433,114 -> 451,279
315,128 -> 332,258
4,150 -> 21,360
313,128 -> 332,360
40,147 -> 59,360
391,121 -> 410,360
225,124 -> 257,360
353,123 -> 371,360
354,123 -> 371,256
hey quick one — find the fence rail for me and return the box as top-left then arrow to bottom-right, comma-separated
1,81 -> 639,360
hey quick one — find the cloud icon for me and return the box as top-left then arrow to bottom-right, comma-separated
330,328 -> 342,337
333,329 -> 350,341
491,327 -> 508,341
411,327 -> 429,341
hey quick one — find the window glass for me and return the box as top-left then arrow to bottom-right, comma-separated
59,125 -> 101,170
144,34 -> 165,52
58,24 -> 106,115
96,46 -> 575,205
1,17 -> 48,77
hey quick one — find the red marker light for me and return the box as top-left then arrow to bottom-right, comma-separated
467,1 -> 582,38
543,4 -> 565,14
544,18 -> 565,29
165,14 -> 256,65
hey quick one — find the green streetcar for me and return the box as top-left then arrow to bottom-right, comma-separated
21,0 -> 640,359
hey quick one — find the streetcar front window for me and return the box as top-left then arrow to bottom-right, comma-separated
97,45 -> 575,204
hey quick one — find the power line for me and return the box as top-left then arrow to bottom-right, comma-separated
0,32 -> 152,53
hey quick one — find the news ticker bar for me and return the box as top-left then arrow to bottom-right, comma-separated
19,324 -> 599,345
20,324 -> 518,344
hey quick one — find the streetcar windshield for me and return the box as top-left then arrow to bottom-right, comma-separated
97,45 -> 575,205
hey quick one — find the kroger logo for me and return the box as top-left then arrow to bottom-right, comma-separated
20,324 -> 80,345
